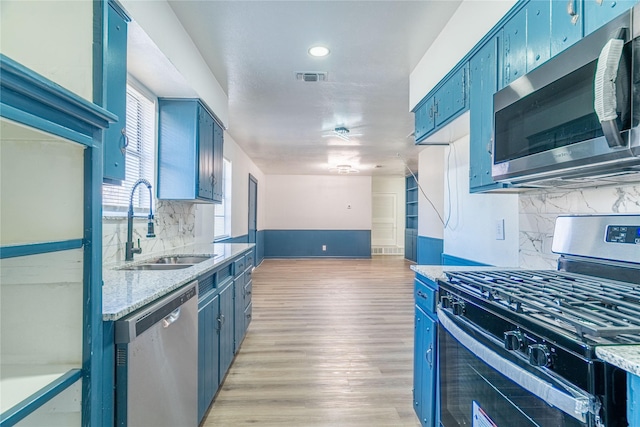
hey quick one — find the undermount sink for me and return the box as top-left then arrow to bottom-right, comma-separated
151,255 -> 215,264
120,264 -> 193,271
119,254 -> 216,271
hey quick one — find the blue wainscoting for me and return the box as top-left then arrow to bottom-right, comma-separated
417,236 -> 444,265
441,253 -> 489,266
264,230 -> 371,258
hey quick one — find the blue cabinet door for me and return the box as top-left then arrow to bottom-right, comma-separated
527,0 -> 551,72
218,280 -> 235,382
198,293 -> 220,423
212,121 -> 224,203
434,65 -> 467,127
414,305 -> 437,427
197,105 -> 214,200
503,6 -> 527,86
103,2 -> 128,183
584,0 -> 637,36
233,273 -> 245,353
413,306 -> 425,422
551,0 -> 583,56
414,98 -> 435,142
470,36 -> 505,192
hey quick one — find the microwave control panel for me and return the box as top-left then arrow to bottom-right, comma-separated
606,225 -> 640,244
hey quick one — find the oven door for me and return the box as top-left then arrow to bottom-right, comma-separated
438,308 -> 597,427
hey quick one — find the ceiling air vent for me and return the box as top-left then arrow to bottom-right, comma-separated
295,72 -> 328,82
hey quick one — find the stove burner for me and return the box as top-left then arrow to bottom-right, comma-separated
444,269 -> 640,340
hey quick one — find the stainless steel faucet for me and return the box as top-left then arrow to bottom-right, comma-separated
125,179 -> 156,261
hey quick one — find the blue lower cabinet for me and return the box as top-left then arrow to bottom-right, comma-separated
414,275 -> 438,426
218,279 -> 234,381
198,292 -> 220,423
233,273 -> 245,353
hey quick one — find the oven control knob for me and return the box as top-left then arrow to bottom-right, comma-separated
452,301 -> 465,316
528,344 -> 552,367
440,296 -> 452,309
504,330 -> 525,351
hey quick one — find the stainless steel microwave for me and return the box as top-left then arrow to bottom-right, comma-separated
492,4 -> 640,188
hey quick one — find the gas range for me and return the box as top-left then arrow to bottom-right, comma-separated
437,215 -> 639,427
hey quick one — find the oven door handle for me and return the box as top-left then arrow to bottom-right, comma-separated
594,31 -> 627,148
437,308 -> 596,424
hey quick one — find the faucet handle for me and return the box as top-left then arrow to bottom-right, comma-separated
133,239 -> 142,255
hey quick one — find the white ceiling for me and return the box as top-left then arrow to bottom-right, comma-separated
146,1 -> 464,176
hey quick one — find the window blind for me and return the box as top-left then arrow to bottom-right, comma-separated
103,85 -> 155,214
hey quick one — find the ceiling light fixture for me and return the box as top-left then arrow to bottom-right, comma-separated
308,45 -> 330,57
329,164 -> 359,174
322,126 -> 361,142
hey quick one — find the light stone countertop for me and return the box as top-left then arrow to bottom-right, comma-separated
410,265 -> 520,282
411,265 -> 640,377
596,346 -> 640,377
102,243 -> 254,321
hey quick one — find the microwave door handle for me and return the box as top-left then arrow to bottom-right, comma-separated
594,36 -> 626,148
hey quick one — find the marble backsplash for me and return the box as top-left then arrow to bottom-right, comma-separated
103,200 -> 196,266
519,184 -> 640,269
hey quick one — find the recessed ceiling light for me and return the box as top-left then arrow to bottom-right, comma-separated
308,45 -> 330,57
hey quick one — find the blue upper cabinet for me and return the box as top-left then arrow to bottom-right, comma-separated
526,0 -> 551,72
101,1 -> 130,184
584,0 -> 638,36
414,64 -> 468,144
502,6 -> 527,87
470,36 -> 508,192
551,0 -> 583,56
434,64 -> 468,127
213,121 -> 224,203
414,96 -> 435,142
158,99 -> 223,203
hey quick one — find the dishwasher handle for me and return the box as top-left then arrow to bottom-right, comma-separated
162,308 -> 181,328
115,281 -> 198,343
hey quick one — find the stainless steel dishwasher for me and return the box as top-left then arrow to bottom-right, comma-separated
115,281 -> 198,427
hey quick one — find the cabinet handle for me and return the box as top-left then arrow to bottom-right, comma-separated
567,0 -> 579,25
428,105 -> 433,118
416,290 -> 428,300
487,140 -> 492,155
120,128 -> 129,155
426,346 -> 433,367
433,102 -> 438,115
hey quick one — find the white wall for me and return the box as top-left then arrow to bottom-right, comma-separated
120,0 -> 229,127
409,0 -> 516,110
418,146 -> 446,239
194,132 -> 266,243
441,135 -> 520,267
265,175 -> 372,230
0,0 -> 93,101
372,176 -> 406,248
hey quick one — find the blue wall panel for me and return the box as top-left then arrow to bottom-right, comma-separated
256,230 -> 265,265
441,253 -> 489,266
417,236 -> 443,265
264,230 -> 371,258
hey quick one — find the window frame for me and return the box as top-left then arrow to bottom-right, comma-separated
102,79 -> 157,218
214,157 -> 232,240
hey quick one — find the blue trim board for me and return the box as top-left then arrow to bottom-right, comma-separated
0,369 -> 82,427
0,239 -> 84,259
417,236 -> 443,265
629,372 -> 640,427
441,253 -> 489,266
264,230 -> 371,258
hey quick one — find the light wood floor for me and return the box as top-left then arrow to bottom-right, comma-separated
202,257 -> 420,427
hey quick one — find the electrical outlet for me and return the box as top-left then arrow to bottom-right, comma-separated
495,219 -> 505,240
322,245 -> 327,251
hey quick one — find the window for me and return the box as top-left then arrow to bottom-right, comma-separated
214,158 -> 232,239
103,83 -> 155,215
